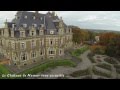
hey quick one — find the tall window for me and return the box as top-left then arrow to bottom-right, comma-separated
51,40 -> 53,45
32,31 -> 34,36
21,42 -> 25,49
59,49 -> 62,55
40,49 -> 44,55
21,52 -> 27,61
31,52 -> 36,58
49,51 -> 55,55
49,48 -> 55,55
50,39 -> 54,45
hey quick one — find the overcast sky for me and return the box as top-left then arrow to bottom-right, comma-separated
0,11 -> 120,31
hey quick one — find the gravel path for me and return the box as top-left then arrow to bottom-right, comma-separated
40,49 -> 119,79
41,50 -> 92,79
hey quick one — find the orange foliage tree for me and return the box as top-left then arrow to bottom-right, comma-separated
90,45 -> 106,54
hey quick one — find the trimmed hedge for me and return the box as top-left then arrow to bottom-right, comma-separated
70,68 -> 90,77
96,63 -> 112,71
93,67 -> 112,78
104,58 -> 118,64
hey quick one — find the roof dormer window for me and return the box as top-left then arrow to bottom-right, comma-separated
32,24 -> 37,27
24,16 -> 27,19
50,30 -> 54,34
23,24 -> 27,28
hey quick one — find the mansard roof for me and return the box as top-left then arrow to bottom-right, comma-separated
3,11 -> 70,37
9,11 -> 60,30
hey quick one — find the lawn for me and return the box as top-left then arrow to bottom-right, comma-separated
20,60 -> 76,75
0,65 -> 12,79
71,45 -> 89,57
0,65 -> 11,74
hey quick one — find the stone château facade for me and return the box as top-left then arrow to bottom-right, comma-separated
0,11 -> 73,67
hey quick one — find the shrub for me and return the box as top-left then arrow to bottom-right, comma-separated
90,45 -> 106,55
71,46 -> 88,57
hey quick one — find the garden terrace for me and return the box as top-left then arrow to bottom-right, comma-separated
70,68 -> 91,77
104,58 -> 118,64
96,63 -> 112,71
92,67 -> 112,78
19,60 -> 76,75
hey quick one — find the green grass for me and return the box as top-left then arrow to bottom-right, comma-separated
70,68 -> 90,77
96,63 -> 112,71
0,65 -> 11,74
71,46 -> 89,57
20,60 -> 76,75
0,65 -> 12,79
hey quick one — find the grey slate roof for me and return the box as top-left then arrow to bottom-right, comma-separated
6,11 -> 68,37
